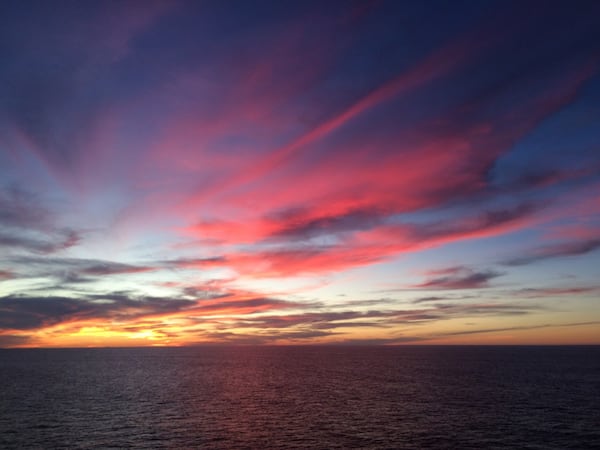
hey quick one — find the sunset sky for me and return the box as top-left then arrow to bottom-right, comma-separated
1,0 -> 599,347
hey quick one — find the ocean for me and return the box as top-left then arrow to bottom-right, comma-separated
1,346 -> 599,449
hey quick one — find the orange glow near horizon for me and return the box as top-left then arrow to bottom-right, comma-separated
1,1 -> 600,348
3,306 -> 599,348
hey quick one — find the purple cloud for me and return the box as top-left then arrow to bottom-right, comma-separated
412,266 -> 503,290
504,238 -> 600,266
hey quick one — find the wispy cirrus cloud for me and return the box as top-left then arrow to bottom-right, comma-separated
220,301 -> 542,333
5,256 -> 159,285
411,295 -> 475,304
0,1 -> 176,180
174,59 -> 594,279
176,202 -> 541,278
435,321 -> 600,338
0,229 -> 80,254
512,286 -> 600,298
0,187 -> 50,230
504,237 -> 600,266
1,1 -> 599,346
411,266 -> 503,290
0,187 -> 82,255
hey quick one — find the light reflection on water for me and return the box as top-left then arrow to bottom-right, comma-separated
1,346 -> 599,449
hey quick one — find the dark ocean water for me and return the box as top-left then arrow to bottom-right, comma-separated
1,346 -> 599,449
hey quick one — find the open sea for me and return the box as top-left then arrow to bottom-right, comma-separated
1,346 -> 599,449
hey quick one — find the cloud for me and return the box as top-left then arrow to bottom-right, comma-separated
0,229 -> 80,254
190,300 -> 544,345
1,2 -> 599,346
492,166 -> 592,192
173,245 -> 393,277
435,321 -> 600,337
181,11 -> 493,209
429,302 -> 539,317
223,301 -> 540,334
0,294 -> 196,331
504,238 -> 600,266
188,296 -> 304,316
0,187 -> 50,230
411,295 -> 474,304
79,262 -> 155,276
232,310 -> 375,330
0,283 -> 543,346
411,266 -> 503,290
513,286 -> 600,298
0,187 -> 82,254
7,256 -> 158,284
0,283 -> 307,332
175,202 -> 541,278
181,53 -> 594,236
0,270 -> 14,281
407,204 -> 539,242
0,1 -> 175,179
190,329 -> 337,345
262,329 -> 336,341
268,206 -> 387,240
103,9 -> 600,291
330,336 -> 429,345
0,334 -> 33,348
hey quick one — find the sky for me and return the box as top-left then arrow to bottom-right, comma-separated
0,0 -> 599,348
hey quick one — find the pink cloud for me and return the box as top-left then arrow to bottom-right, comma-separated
173,203 -> 537,277
0,270 -> 14,281
169,60 -> 595,259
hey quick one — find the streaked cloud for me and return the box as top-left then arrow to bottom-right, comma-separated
504,238 -> 600,266
411,267 -> 503,290
1,1 -> 599,346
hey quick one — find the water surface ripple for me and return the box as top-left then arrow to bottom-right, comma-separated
1,346 -> 599,449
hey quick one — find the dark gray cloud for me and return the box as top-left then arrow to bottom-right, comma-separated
0,294 -> 196,331
407,203 -> 538,242
0,187 -> 81,254
268,206 -> 388,240
181,285 -> 231,300
410,295 -> 476,304
0,229 -> 80,254
6,256 -> 158,284
412,266 -> 503,290
0,288 -> 310,332
504,238 -> 600,266
312,321 -> 386,329
79,261 -> 154,276
0,187 -> 50,230
429,302 -> 539,317
330,336 -> 429,345
165,256 -> 227,267
0,334 -> 33,348
266,329 -> 336,341
195,329 -> 337,344
224,301 -> 541,333
230,310 -> 390,330
510,285 -> 600,297
436,320 -> 600,337
264,200 -> 540,253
